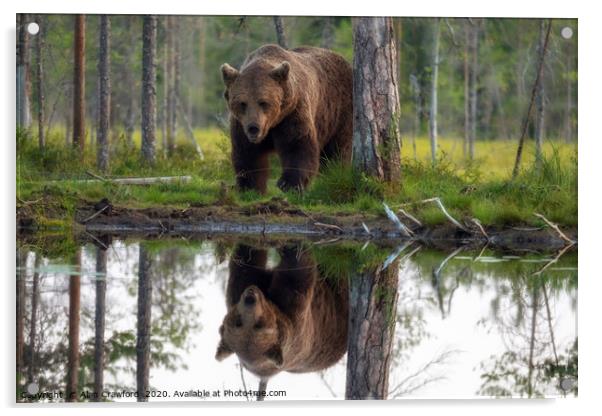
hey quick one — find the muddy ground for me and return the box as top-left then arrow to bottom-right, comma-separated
17,196 -> 577,252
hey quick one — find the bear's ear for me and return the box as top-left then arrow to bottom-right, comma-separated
269,61 -> 290,82
221,63 -> 239,87
215,339 -> 233,361
265,344 -> 284,367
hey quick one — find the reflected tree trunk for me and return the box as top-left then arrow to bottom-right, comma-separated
16,250 -> 27,388
28,254 -> 41,384
66,249 -> 81,402
527,285 -> 539,398
93,247 -> 108,401
136,246 -> 153,401
345,261 -> 400,399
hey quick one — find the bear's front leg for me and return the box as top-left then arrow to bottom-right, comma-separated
275,134 -> 320,193
231,120 -> 272,194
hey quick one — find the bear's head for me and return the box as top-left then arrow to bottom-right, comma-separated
221,61 -> 291,144
215,284 -> 288,378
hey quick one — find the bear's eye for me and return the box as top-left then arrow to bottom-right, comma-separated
258,101 -> 269,110
238,102 -> 247,112
254,320 -> 265,330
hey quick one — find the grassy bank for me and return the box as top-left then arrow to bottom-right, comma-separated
16,128 -> 577,230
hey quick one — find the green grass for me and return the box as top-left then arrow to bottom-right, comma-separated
16,127 -> 578,229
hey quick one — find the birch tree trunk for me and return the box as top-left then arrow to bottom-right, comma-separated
429,18 -> 441,165
97,15 -> 111,173
467,20 -> 479,160
73,15 -> 86,155
166,16 -> 176,156
273,16 -> 288,49
28,255 -> 41,384
17,14 -> 32,130
345,261 -> 400,399
136,246 -> 153,401
535,19 -> 546,166
141,16 -> 157,165
352,17 -> 401,183
93,247 -> 107,401
66,249 -> 81,402
35,15 -> 45,149
16,250 -> 27,390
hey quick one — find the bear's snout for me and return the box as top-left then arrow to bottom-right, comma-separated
242,286 -> 260,307
245,123 -> 262,143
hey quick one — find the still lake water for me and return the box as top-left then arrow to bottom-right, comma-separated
16,238 -> 577,401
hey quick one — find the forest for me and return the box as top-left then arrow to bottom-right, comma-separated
16,14 -> 578,235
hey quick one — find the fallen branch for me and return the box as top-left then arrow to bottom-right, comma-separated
313,222 -> 344,233
85,170 -> 108,182
383,202 -> 413,237
81,205 -> 109,223
398,207 -> 423,227
398,197 -> 469,232
471,218 -> 490,240
361,222 -> 371,235
433,198 -> 470,232
533,242 -> 575,276
534,213 -> 575,245
381,241 -> 414,271
47,176 -> 192,185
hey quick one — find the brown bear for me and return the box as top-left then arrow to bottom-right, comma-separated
215,243 -> 348,381
221,44 -> 353,193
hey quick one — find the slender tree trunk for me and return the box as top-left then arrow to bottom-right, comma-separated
273,16 -> 288,49
136,246 -> 153,401
527,285 -> 539,398
565,45 -> 573,143
468,20 -> 479,160
72,15 -> 86,155
28,255 -> 41,384
428,18 -> 441,165
161,17 -> 169,156
463,21 -> 469,157
512,19 -> 552,179
352,17 -> 402,183
171,19 -> 181,154
17,14 -> 32,130
535,19 -> 546,167
345,262 -> 400,399
321,17 -> 335,49
93,248 -> 107,401
410,74 -> 420,160
66,249 -> 81,402
97,16 -> 111,173
141,15 -> 157,165
16,250 -> 27,390
124,24 -> 136,148
35,15 -> 45,149
166,16 -> 177,156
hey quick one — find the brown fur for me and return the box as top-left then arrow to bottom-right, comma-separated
215,244 -> 348,380
221,44 -> 353,193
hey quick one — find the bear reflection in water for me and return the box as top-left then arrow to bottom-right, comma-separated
215,244 -> 348,380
